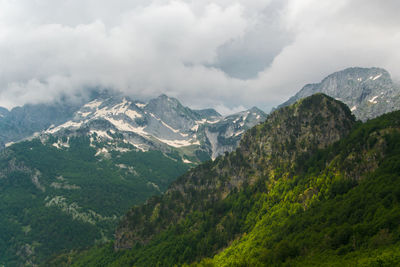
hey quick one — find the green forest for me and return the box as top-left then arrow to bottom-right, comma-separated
0,135 -> 189,266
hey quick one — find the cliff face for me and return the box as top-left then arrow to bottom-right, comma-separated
114,93 -> 356,249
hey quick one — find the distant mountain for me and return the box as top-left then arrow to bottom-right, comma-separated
278,67 -> 400,121
0,101 -> 81,147
42,93 -> 267,161
65,94 -> 400,266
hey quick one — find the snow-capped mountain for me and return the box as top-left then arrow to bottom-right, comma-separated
279,67 -> 400,121
43,94 -> 267,161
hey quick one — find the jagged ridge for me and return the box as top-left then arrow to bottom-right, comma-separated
43,94 -> 267,162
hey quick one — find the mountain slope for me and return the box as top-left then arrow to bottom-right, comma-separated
59,93 -> 400,267
279,67 -> 400,121
0,135 -> 190,266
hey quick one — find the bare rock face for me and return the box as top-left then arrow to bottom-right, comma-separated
279,67 -> 400,121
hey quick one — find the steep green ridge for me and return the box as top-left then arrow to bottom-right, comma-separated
56,93 -> 400,266
0,136 -> 190,266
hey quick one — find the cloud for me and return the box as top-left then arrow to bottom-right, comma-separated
0,1 -> 251,108
249,0 -> 400,104
0,0 -> 399,113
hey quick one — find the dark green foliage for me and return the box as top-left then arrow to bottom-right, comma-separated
0,136 -> 189,266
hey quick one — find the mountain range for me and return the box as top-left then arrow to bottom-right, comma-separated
1,93 -> 267,162
1,66 -> 400,266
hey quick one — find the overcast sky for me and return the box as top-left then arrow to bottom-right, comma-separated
0,0 -> 399,114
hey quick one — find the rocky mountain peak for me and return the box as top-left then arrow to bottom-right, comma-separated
279,67 -> 400,121
146,94 -> 185,112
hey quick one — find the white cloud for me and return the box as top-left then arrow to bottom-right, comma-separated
0,0 -> 248,108
249,0 -> 400,104
212,104 -> 247,116
0,0 -> 399,113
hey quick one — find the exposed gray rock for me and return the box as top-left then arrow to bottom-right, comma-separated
0,101 -> 82,147
43,94 -> 266,161
278,67 -> 400,121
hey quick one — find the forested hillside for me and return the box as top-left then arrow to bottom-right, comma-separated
0,136 -> 189,266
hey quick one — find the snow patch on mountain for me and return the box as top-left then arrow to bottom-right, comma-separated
52,138 -> 70,149
125,110 -> 142,120
90,130 -> 111,139
106,118 -> 147,135
182,158 -> 192,164
234,130 -> 245,137
135,103 -> 146,108
191,124 -> 199,131
5,142 -> 14,147
368,96 -> 379,104
371,74 -> 382,80
84,100 -> 103,109
154,137 -> 200,148
47,121 -> 83,134
95,147 -> 109,157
